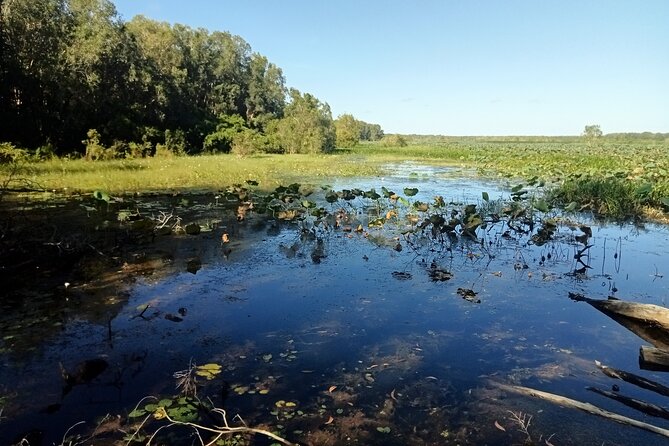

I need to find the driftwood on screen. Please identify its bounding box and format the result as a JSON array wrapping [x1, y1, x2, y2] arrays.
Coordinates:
[[640, 346, 669, 371], [569, 293, 669, 350], [587, 386, 669, 420], [595, 360, 669, 397], [494, 382, 669, 439]]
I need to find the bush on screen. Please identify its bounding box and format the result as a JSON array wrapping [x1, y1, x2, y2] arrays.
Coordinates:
[[203, 115, 246, 153], [154, 143, 175, 158], [164, 129, 187, 156], [231, 129, 270, 157], [35, 143, 56, 160], [381, 134, 408, 147], [83, 129, 106, 160], [0, 143, 28, 164]]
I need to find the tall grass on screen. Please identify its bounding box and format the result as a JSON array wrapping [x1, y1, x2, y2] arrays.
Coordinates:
[[19, 153, 381, 194], [9, 137, 669, 219]]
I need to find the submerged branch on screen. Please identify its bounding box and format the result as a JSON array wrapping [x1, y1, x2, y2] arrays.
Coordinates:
[[494, 382, 669, 439]]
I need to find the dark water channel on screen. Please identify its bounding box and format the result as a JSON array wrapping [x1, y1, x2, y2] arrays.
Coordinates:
[[2, 163, 669, 445]]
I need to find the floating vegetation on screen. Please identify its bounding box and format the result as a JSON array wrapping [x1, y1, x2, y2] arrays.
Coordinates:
[[3, 163, 669, 445]]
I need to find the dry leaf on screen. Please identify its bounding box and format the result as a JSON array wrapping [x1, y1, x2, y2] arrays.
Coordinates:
[[494, 420, 506, 432], [325, 416, 334, 425], [390, 389, 397, 401], [222, 233, 230, 243], [328, 385, 337, 393]]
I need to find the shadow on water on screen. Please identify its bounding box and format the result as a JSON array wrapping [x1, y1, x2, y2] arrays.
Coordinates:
[[1, 164, 669, 445]]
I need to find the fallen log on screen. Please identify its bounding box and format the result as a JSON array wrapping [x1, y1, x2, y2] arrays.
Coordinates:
[[595, 360, 669, 397], [587, 386, 669, 420], [494, 382, 669, 439], [640, 346, 669, 371], [569, 293, 669, 350]]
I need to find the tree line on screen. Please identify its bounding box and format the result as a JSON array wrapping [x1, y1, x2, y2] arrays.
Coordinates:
[[0, 0, 383, 158]]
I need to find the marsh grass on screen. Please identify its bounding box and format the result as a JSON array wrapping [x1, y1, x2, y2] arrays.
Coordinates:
[[353, 138, 669, 218], [11, 137, 669, 219], [18, 153, 381, 194]]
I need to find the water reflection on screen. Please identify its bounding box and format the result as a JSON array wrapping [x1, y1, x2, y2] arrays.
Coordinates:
[[1, 168, 669, 445]]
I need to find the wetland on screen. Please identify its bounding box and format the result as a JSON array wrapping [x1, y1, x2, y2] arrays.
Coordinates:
[[2, 161, 669, 445]]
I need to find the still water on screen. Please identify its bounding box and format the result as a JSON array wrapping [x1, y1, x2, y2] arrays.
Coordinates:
[[2, 163, 669, 445]]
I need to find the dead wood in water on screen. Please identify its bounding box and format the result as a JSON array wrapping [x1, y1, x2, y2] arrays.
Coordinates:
[[569, 293, 669, 350], [587, 386, 669, 420], [595, 360, 669, 397], [640, 346, 669, 371], [494, 382, 669, 439]]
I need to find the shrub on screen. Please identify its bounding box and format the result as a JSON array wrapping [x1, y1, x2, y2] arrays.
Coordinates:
[[231, 129, 270, 157], [381, 134, 408, 147], [83, 129, 106, 161], [164, 129, 187, 156], [0, 142, 28, 164]]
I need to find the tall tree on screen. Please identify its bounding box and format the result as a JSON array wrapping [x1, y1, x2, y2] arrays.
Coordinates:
[[271, 89, 335, 154], [245, 53, 286, 129], [0, 0, 69, 147], [62, 0, 142, 147]]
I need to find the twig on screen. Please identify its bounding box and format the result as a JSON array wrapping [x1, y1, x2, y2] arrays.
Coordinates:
[[143, 407, 297, 446]]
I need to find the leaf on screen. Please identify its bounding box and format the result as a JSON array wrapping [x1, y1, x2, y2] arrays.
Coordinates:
[[564, 201, 578, 212], [494, 420, 506, 432], [511, 184, 524, 193], [262, 354, 273, 363], [325, 190, 339, 203], [660, 197, 669, 207], [533, 199, 550, 213], [328, 385, 337, 393], [403, 187, 419, 197], [259, 389, 270, 395], [635, 182, 653, 197], [117, 210, 132, 222], [92, 190, 110, 202], [482, 191, 489, 202], [198, 363, 222, 371], [234, 386, 249, 395], [128, 408, 147, 418], [325, 416, 334, 425], [376, 426, 391, 434], [195, 363, 222, 380]]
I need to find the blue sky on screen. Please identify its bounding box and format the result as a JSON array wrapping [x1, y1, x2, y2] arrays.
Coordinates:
[[112, 0, 669, 135]]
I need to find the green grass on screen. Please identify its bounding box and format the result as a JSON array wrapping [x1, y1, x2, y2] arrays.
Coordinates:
[[7, 137, 669, 219], [18, 153, 381, 194]]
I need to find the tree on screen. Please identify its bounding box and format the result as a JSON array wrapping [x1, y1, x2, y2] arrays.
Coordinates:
[[245, 53, 286, 129], [334, 114, 361, 148], [203, 114, 247, 153], [270, 89, 335, 154], [359, 122, 384, 141], [0, 0, 70, 148], [582, 124, 603, 144]]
